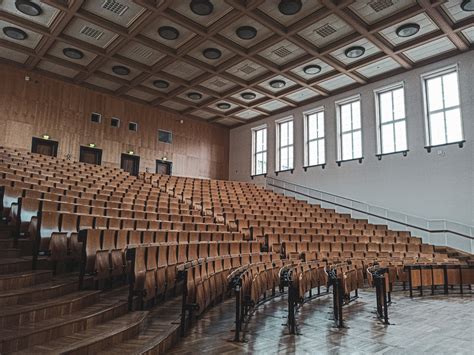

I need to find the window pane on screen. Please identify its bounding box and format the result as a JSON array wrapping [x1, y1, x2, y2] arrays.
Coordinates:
[[317, 113, 324, 138], [394, 120, 407, 151], [445, 108, 463, 143], [427, 77, 443, 112], [342, 133, 352, 160], [308, 140, 318, 166], [318, 139, 325, 164], [382, 123, 395, 154], [380, 92, 393, 123], [280, 122, 288, 146], [352, 102, 361, 130], [443, 72, 460, 109], [393, 88, 405, 120], [353, 130, 362, 158], [307, 114, 317, 140], [429, 112, 446, 145], [288, 146, 294, 169], [341, 104, 352, 132], [288, 121, 293, 144], [280, 147, 288, 170]]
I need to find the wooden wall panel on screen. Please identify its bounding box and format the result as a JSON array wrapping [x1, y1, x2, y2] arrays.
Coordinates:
[[0, 64, 229, 180]]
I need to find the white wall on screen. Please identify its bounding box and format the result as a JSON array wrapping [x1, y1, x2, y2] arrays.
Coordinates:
[[229, 51, 474, 227]]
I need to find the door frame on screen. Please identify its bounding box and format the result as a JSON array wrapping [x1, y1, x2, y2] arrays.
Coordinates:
[[121, 153, 140, 176], [31, 137, 59, 157], [79, 146, 103, 165], [156, 159, 172, 175]]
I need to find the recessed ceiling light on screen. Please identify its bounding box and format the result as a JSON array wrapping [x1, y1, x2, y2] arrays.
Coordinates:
[[190, 0, 214, 16], [278, 0, 302, 15], [2, 27, 27, 40], [396, 23, 420, 38], [236, 26, 257, 40], [187, 92, 202, 100], [345, 46, 365, 59], [112, 65, 130, 76], [153, 80, 169, 89], [158, 26, 179, 40], [217, 102, 231, 110], [203, 47, 222, 59], [241, 92, 256, 100], [461, 0, 474, 11], [15, 0, 42, 16], [303, 64, 322, 75], [270, 79, 286, 89], [63, 48, 84, 60]]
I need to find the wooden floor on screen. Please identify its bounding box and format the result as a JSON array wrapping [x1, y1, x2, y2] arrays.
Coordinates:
[[169, 290, 473, 354]]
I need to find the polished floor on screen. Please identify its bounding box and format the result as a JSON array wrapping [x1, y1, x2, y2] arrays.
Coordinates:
[[169, 289, 474, 354]]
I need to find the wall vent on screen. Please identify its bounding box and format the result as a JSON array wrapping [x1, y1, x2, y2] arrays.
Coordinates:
[[314, 23, 337, 38], [272, 46, 292, 58], [369, 0, 394, 12], [128, 122, 138, 132], [102, 0, 129, 16], [130, 45, 153, 59], [80, 26, 104, 40], [239, 64, 256, 75]]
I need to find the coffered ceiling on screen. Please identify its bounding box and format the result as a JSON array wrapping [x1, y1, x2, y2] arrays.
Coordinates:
[[0, 0, 472, 127]]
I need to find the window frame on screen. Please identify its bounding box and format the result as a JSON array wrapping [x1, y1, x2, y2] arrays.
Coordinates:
[[421, 64, 464, 149], [374, 81, 408, 156], [275, 116, 294, 172], [158, 129, 173, 144], [251, 124, 267, 176], [335, 95, 363, 163], [303, 107, 326, 168], [128, 122, 138, 132]]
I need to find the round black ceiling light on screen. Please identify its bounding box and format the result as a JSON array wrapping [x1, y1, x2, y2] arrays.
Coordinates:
[[217, 102, 231, 110], [15, 0, 42, 16], [190, 0, 214, 16], [345, 46, 365, 58], [461, 0, 474, 11], [269, 79, 286, 89], [63, 48, 84, 60], [112, 65, 130, 76], [3, 26, 28, 40], [203, 47, 222, 59], [236, 26, 257, 40], [241, 92, 256, 100], [153, 80, 169, 89], [187, 92, 202, 100], [278, 0, 302, 15], [158, 26, 179, 40], [303, 64, 322, 75], [396, 23, 420, 38]]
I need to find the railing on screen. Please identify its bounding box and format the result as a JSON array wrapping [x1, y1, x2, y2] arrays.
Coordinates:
[[265, 177, 474, 254]]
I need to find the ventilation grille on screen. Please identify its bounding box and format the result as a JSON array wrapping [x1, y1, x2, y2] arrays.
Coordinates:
[[272, 46, 292, 58], [211, 79, 227, 88], [80, 26, 104, 40], [314, 24, 337, 38], [102, 0, 129, 16], [369, 0, 394, 12], [130, 46, 153, 59], [239, 64, 256, 75]]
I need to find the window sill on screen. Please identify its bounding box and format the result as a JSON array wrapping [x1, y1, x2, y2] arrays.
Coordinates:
[[275, 169, 294, 176], [336, 157, 363, 167], [303, 163, 326, 171], [250, 173, 267, 180], [425, 140, 465, 153], [376, 150, 409, 160]]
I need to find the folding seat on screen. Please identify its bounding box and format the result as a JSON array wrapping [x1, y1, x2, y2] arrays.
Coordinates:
[[135, 219, 148, 231], [406, 243, 420, 254], [367, 243, 379, 253], [94, 216, 108, 229], [42, 200, 59, 212], [132, 247, 147, 298], [83, 229, 102, 274], [198, 243, 209, 259], [167, 231, 178, 243], [380, 243, 393, 253], [155, 231, 166, 243], [393, 243, 407, 253], [177, 244, 188, 264], [148, 220, 159, 230], [166, 244, 178, 289], [60, 213, 79, 257], [122, 219, 135, 230]]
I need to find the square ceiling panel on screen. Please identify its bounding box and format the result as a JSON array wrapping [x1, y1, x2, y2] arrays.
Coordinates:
[[192, 110, 218, 120], [403, 37, 456, 62], [319, 74, 356, 91], [290, 59, 334, 80], [85, 75, 122, 91], [199, 76, 236, 93], [48, 41, 97, 66], [216, 117, 241, 126], [0, 20, 42, 49], [441, 0, 474, 23], [0, 47, 29, 64], [257, 99, 288, 112], [186, 40, 234, 67], [461, 26, 474, 43], [0, 0, 60, 27], [219, 15, 273, 49], [330, 38, 382, 65], [160, 100, 189, 112], [141, 18, 196, 50], [257, 40, 306, 66], [235, 109, 261, 120], [297, 14, 353, 49], [349, 0, 417, 25], [167, 1, 233, 27], [231, 89, 266, 103], [177, 90, 210, 104], [285, 88, 320, 102], [63, 18, 119, 49], [257, 0, 323, 27], [126, 88, 157, 102], [258, 75, 297, 93], [141, 76, 179, 93], [37, 60, 80, 78], [356, 57, 401, 78], [117, 41, 164, 66], [162, 60, 204, 81], [81, 0, 146, 28], [98, 60, 141, 81], [378, 13, 439, 46], [210, 100, 239, 112], [225, 59, 269, 81]]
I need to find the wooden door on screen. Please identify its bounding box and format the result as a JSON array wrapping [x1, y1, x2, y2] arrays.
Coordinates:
[[121, 154, 140, 176], [156, 160, 172, 175], [31, 137, 58, 157], [79, 146, 102, 165]]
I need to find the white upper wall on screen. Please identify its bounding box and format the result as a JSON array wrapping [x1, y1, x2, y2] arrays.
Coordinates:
[[229, 51, 474, 226]]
